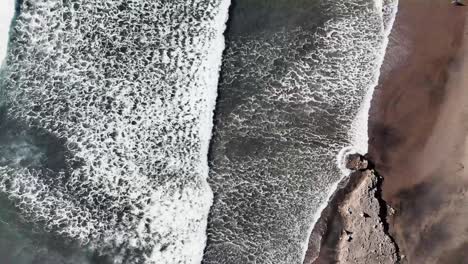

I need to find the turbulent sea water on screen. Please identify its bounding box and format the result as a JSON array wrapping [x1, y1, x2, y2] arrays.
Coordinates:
[[0, 1, 229, 263], [0, 0, 397, 263]]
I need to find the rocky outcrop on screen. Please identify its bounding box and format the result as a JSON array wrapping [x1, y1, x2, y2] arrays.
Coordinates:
[[335, 169, 399, 264], [345, 153, 369, 171], [304, 155, 400, 264]]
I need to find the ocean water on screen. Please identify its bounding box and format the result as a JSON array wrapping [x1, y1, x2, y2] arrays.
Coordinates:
[[0, 0, 398, 264], [0, 0, 229, 263], [204, 0, 398, 263]]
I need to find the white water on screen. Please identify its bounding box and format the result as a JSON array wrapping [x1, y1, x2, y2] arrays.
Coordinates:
[[0, 1, 230, 263], [0, 0, 15, 65], [348, 0, 399, 155], [340, 0, 399, 169]]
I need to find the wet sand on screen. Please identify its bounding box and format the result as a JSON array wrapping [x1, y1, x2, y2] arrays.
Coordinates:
[[368, 0, 468, 263]]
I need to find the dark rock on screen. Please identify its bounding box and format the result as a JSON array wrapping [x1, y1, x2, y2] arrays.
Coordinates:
[[304, 170, 400, 264], [345, 154, 369, 171]]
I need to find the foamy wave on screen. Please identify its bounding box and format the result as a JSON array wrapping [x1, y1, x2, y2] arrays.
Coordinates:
[[336, 146, 361, 174], [348, 0, 399, 155], [0, 0, 15, 66], [0, 1, 229, 263]]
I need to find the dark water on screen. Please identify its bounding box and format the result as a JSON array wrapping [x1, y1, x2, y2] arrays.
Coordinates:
[[0, 108, 109, 263], [0, 197, 106, 264]]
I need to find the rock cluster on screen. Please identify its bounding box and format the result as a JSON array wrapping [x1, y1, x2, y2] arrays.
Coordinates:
[[345, 153, 369, 171], [304, 154, 401, 264], [336, 169, 399, 263]]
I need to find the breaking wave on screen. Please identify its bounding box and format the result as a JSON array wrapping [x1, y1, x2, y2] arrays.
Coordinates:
[[0, 1, 229, 263], [348, 0, 399, 155], [0, 0, 15, 65]]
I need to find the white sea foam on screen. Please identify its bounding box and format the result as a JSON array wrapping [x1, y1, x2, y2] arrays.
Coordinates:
[[336, 146, 361, 174], [0, 0, 15, 66], [348, 0, 399, 155], [0, 1, 230, 263]]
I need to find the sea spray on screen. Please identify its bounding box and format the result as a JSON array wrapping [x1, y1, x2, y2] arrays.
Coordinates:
[[0, 0, 15, 66], [0, 1, 230, 263], [204, 0, 400, 263]]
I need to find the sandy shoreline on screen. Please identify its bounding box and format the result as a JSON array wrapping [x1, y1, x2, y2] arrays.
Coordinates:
[[368, 0, 466, 199], [369, 1, 468, 263], [305, 1, 468, 263]]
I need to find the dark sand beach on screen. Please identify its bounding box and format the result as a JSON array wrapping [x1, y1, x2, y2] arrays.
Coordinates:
[[368, 0, 466, 199], [306, 1, 468, 263], [368, 1, 468, 263]]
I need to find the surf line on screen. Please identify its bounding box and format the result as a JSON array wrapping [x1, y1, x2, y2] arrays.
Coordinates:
[[300, 0, 399, 262], [0, 0, 16, 66]]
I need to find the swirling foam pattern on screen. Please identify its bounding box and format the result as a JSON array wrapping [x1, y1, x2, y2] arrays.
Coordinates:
[[204, 0, 397, 263], [0, 0, 229, 263]]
